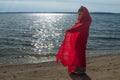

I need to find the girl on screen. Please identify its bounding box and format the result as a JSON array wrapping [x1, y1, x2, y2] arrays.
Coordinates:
[[56, 6, 92, 80]]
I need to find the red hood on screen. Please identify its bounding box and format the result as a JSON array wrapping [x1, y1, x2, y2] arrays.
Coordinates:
[[79, 6, 92, 24]]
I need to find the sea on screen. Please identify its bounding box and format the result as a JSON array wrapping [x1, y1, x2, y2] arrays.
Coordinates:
[[0, 12, 120, 66]]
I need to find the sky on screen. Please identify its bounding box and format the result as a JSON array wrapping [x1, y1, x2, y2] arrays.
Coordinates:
[[0, 0, 120, 13]]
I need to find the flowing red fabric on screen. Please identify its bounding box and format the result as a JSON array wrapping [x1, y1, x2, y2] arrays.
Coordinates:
[[56, 6, 92, 73]]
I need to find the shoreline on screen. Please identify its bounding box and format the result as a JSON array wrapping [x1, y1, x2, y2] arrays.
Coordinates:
[[0, 53, 119, 67], [0, 53, 120, 80]]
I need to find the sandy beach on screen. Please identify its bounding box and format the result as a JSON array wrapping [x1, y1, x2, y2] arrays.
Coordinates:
[[0, 53, 120, 80]]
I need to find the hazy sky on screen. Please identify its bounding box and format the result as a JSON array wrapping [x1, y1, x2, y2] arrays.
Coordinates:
[[0, 0, 120, 13]]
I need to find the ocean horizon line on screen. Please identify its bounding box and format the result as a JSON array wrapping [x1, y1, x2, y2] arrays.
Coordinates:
[[0, 12, 120, 14]]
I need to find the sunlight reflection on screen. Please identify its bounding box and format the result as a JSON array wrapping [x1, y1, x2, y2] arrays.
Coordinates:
[[29, 13, 64, 54]]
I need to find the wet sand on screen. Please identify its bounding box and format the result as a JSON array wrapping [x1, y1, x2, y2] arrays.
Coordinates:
[[0, 54, 120, 80]]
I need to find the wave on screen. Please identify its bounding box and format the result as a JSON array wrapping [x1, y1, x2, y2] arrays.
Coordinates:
[[90, 36, 120, 40]]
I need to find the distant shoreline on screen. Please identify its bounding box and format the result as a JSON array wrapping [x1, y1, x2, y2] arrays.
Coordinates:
[[0, 12, 120, 15]]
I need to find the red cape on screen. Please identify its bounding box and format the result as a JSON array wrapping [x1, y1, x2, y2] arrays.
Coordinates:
[[56, 6, 92, 73]]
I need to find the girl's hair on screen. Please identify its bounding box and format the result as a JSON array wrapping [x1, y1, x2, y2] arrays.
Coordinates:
[[78, 6, 83, 13]]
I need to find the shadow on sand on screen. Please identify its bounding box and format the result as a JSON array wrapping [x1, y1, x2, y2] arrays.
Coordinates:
[[69, 73, 91, 80]]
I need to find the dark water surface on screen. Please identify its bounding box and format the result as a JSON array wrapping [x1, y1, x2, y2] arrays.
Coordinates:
[[0, 13, 120, 65]]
